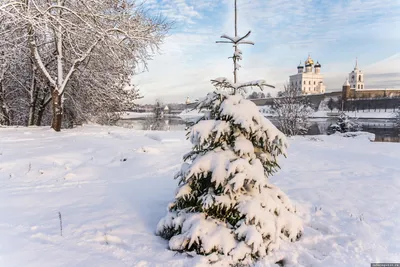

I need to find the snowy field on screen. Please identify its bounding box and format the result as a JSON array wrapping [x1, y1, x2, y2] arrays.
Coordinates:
[[0, 125, 399, 267]]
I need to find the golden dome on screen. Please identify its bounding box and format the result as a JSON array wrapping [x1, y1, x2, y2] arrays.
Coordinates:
[[305, 55, 314, 66]]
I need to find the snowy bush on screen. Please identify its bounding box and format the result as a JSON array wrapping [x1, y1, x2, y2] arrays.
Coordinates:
[[328, 112, 362, 135], [156, 88, 303, 264], [0, 1, 169, 130]]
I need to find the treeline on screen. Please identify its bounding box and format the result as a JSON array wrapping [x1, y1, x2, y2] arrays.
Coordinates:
[[0, 0, 169, 131]]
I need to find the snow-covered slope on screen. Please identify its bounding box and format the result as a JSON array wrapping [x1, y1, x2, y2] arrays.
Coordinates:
[[0, 125, 399, 266]]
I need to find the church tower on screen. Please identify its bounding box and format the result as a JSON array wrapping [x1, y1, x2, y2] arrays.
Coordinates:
[[304, 54, 313, 73], [297, 61, 304, 73], [349, 58, 364, 90], [314, 61, 321, 74]]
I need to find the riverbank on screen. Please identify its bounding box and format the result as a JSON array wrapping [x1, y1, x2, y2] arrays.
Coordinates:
[[311, 110, 396, 119], [177, 108, 397, 120]]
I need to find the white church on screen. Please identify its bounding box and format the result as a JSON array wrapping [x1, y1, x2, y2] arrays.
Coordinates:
[[288, 56, 400, 98], [289, 55, 326, 95]]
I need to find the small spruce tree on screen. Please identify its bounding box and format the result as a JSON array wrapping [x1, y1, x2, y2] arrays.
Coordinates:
[[328, 112, 361, 134], [156, 1, 303, 265]]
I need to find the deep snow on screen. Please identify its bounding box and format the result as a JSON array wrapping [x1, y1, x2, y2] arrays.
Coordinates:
[[0, 125, 399, 266]]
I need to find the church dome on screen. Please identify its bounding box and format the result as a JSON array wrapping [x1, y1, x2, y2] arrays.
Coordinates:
[[305, 55, 314, 66], [314, 61, 321, 68], [297, 61, 304, 69]]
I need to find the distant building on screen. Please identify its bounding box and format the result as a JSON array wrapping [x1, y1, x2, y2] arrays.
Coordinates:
[[348, 58, 364, 90], [289, 54, 326, 95], [342, 59, 400, 100]]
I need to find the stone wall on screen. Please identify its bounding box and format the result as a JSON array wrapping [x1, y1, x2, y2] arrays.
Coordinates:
[[351, 89, 400, 99]]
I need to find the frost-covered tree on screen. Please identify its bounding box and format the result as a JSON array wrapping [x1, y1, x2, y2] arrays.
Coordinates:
[[273, 85, 313, 136], [121, 85, 142, 112], [328, 112, 361, 134], [1, 0, 169, 131], [156, 1, 302, 264]]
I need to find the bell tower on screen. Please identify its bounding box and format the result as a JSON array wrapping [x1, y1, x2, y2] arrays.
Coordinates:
[[349, 58, 364, 90]]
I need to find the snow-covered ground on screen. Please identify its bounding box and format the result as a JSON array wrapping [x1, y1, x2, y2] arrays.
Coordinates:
[[0, 125, 399, 266]]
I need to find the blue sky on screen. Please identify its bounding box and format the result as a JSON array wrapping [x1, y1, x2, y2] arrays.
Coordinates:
[[135, 0, 400, 103]]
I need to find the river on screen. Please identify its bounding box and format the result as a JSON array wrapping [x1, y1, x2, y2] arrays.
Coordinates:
[[116, 116, 400, 143]]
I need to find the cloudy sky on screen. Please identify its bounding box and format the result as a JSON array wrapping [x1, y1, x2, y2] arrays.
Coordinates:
[[134, 0, 400, 104]]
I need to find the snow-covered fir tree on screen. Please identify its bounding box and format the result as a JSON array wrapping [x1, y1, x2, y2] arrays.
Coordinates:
[[156, 1, 303, 265], [328, 112, 361, 134]]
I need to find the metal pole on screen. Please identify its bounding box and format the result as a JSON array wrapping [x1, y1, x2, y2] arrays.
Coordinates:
[[233, 0, 238, 86]]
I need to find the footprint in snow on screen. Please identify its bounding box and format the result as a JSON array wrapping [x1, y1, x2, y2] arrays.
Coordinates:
[[136, 147, 160, 154]]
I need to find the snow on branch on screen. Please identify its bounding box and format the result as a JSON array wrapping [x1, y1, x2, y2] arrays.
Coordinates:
[[218, 31, 254, 46], [211, 77, 275, 93]]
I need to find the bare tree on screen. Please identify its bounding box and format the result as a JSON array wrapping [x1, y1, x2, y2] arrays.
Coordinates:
[[1, 0, 169, 131], [273, 85, 313, 136]]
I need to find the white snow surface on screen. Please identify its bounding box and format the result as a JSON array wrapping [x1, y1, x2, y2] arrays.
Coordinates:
[[0, 125, 400, 266]]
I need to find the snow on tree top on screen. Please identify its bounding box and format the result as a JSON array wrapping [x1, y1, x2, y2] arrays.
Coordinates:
[[219, 94, 287, 152], [192, 93, 287, 158]]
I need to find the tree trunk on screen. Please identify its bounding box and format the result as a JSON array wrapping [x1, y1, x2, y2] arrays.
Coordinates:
[[36, 105, 45, 126], [28, 75, 38, 126], [51, 90, 62, 131], [35, 88, 51, 126], [0, 82, 10, 126]]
